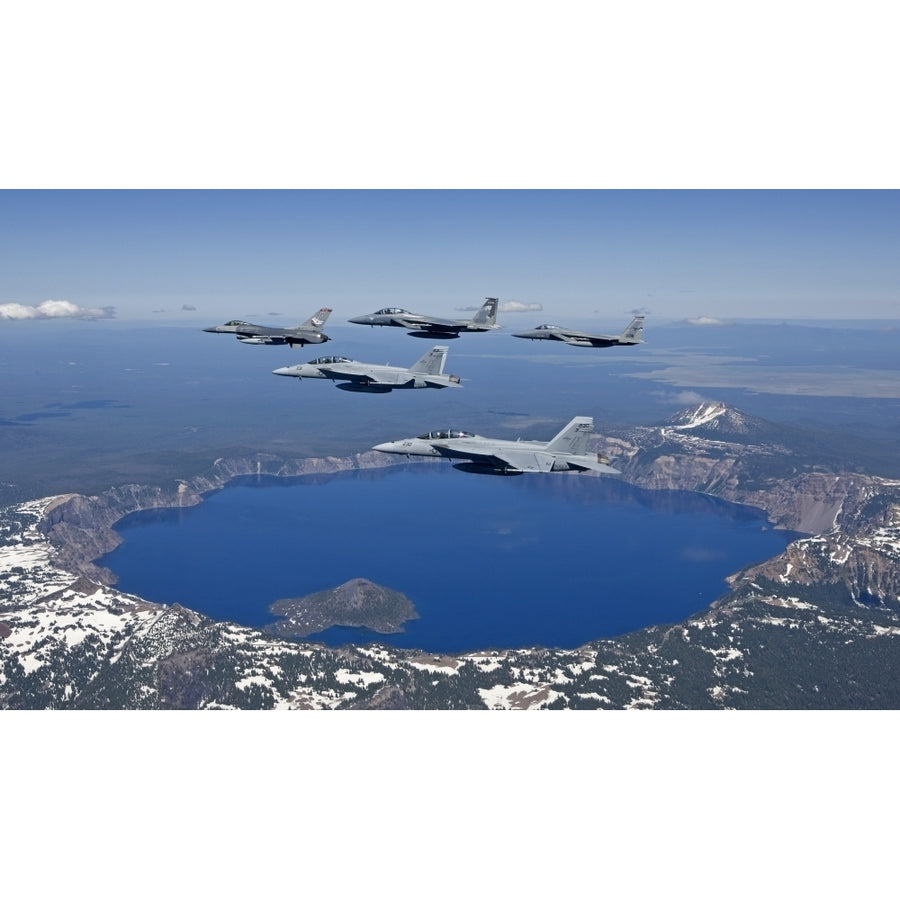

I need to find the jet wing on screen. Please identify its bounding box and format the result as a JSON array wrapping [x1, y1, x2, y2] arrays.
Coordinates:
[[490, 450, 556, 472], [565, 457, 622, 474], [318, 365, 418, 389], [434, 445, 555, 473], [237, 334, 288, 345], [387, 313, 434, 328], [549, 328, 616, 347], [422, 376, 462, 388], [403, 318, 462, 332], [558, 333, 599, 347], [317, 365, 374, 382], [231, 326, 266, 338], [483, 450, 620, 474], [434, 444, 619, 473]]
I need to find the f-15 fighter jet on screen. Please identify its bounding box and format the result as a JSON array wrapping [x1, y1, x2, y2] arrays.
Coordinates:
[[512, 315, 644, 348], [348, 297, 499, 338]]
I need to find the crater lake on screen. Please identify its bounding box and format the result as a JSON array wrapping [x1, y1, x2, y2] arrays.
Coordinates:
[[100, 463, 798, 653]]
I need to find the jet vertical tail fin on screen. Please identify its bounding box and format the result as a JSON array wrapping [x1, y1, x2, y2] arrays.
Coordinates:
[[410, 345, 449, 375], [621, 316, 644, 343], [298, 308, 333, 329], [470, 297, 499, 328], [545, 416, 594, 455]]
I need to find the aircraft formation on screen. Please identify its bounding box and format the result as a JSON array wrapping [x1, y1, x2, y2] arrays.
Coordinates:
[[203, 297, 646, 475]]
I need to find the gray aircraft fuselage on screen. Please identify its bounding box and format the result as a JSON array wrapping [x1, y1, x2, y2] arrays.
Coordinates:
[[373, 417, 621, 475], [512, 315, 644, 348], [272, 345, 461, 393], [203, 307, 332, 346], [348, 297, 500, 338]]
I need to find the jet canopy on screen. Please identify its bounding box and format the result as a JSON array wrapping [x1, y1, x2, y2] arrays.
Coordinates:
[[224, 320, 251, 327], [307, 356, 354, 365], [417, 429, 475, 440]]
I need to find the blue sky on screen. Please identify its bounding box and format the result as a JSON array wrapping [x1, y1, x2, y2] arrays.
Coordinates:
[[1, 190, 898, 323]]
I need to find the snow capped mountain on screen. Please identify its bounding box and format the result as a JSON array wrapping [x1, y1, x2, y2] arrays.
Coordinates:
[[663, 401, 787, 442]]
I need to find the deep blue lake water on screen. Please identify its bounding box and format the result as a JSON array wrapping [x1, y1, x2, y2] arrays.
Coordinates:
[[101, 465, 797, 652]]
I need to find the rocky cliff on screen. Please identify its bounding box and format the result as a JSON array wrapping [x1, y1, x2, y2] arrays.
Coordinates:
[[595, 402, 895, 536]]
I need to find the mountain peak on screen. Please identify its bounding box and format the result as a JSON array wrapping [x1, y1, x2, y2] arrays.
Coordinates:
[[667, 401, 731, 430], [664, 402, 779, 441]]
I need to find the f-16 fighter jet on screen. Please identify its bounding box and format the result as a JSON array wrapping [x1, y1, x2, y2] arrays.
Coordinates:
[[512, 315, 644, 348], [373, 416, 621, 475], [348, 297, 499, 338], [203, 308, 331, 347], [272, 345, 462, 393]]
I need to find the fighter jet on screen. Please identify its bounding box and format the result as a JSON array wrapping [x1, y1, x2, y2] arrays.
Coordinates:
[[373, 416, 621, 475], [272, 345, 462, 393], [512, 315, 645, 348], [203, 308, 332, 347], [347, 297, 500, 338]]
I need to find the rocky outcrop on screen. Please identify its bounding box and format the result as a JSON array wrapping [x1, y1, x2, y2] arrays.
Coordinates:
[[267, 578, 419, 638], [594, 403, 897, 536], [730, 515, 900, 605]]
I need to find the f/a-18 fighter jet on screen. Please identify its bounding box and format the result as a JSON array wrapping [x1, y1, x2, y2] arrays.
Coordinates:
[[373, 416, 621, 475], [347, 297, 499, 338], [512, 315, 644, 348], [272, 345, 462, 393], [203, 308, 332, 347]]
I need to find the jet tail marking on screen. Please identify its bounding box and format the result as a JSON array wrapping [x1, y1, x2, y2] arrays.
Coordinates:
[[620, 316, 644, 343], [470, 297, 499, 327], [409, 346, 449, 375], [299, 307, 333, 329], [544, 416, 594, 456]]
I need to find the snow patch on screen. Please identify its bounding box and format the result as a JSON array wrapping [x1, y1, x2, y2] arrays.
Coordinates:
[[334, 668, 385, 686], [478, 684, 561, 710], [671, 402, 727, 430]]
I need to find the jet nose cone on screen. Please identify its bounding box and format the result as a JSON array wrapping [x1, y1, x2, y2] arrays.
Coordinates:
[[372, 442, 396, 453], [202, 326, 219, 332], [347, 316, 369, 325], [272, 367, 297, 376]]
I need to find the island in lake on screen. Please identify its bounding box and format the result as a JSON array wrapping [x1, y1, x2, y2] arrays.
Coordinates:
[[266, 577, 419, 639]]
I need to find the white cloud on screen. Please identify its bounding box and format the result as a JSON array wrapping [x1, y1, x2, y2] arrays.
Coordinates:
[[671, 391, 708, 405], [684, 316, 731, 326], [499, 301, 543, 313], [653, 390, 709, 406], [0, 300, 115, 321]]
